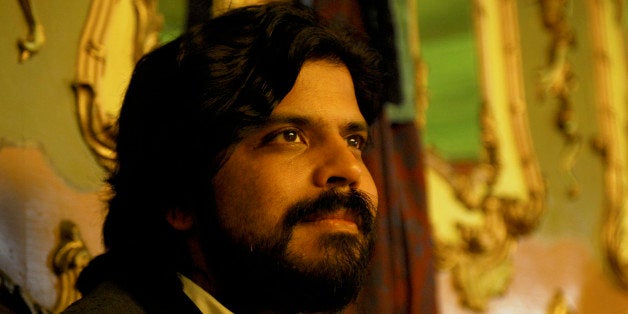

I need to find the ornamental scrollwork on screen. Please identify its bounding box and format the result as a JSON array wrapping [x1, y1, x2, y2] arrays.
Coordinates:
[[538, 0, 582, 199], [546, 289, 576, 314], [587, 0, 628, 289], [17, 0, 45, 62], [421, 0, 546, 310], [74, 0, 162, 172], [51, 220, 91, 313]]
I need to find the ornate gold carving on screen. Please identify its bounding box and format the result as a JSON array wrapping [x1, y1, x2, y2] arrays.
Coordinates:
[[432, 191, 518, 311], [51, 220, 92, 313], [614, 0, 624, 21], [17, 0, 45, 62], [424, 0, 546, 311], [74, 0, 162, 172], [407, 0, 428, 130], [588, 0, 628, 289], [538, 0, 582, 198], [546, 289, 576, 314]]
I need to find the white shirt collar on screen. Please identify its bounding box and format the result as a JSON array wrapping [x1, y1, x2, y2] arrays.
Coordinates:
[[179, 274, 233, 314]]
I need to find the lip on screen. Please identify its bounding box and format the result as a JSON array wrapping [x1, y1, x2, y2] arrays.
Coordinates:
[[302, 208, 355, 222], [300, 210, 360, 233]]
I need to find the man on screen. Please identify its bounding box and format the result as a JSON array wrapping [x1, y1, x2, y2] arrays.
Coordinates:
[[65, 2, 382, 313]]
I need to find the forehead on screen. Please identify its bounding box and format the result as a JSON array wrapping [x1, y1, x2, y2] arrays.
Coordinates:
[[271, 60, 366, 123]]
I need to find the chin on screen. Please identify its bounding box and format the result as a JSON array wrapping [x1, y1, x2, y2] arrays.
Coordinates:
[[289, 229, 366, 260], [215, 232, 374, 313], [273, 233, 374, 311]]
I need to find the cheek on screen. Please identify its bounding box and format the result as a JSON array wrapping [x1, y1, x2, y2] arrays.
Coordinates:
[[212, 160, 293, 240]]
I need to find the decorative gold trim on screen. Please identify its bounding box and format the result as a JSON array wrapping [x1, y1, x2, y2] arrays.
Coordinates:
[[17, 0, 45, 62], [538, 0, 582, 199], [588, 0, 628, 289], [501, 0, 546, 234], [408, 0, 428, 130], [51, 220, 91, 313], [614, 0, 624, 21], [74, 0, 162, 172], [133, 0, 162, 61], [546, 289, 576, 314], [423, 0, 546, 310]]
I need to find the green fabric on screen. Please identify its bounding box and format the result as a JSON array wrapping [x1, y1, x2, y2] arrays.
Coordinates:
[[385, 0, 417, 123]]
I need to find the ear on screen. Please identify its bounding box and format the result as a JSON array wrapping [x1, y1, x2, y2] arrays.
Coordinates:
[[166, 208, 194, 231]]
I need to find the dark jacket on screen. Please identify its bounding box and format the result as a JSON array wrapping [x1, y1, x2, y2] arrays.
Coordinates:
[[63, 280, 201, 314], [63, 253, 202, 314]]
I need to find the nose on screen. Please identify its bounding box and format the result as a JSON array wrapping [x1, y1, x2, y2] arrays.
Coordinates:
[[312, 140, 364, 189]]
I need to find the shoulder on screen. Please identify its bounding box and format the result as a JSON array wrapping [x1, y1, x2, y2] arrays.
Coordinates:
[[62, 281, 145, 314]]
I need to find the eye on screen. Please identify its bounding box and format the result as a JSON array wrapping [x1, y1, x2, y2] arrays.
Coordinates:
[[346, 134, 367, 151], [263, 128, 305, 145], [279, 129, 302, 143]]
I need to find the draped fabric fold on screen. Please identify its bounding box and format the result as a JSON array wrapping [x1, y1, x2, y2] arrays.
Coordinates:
[[311, 1, 438, 312], [355, 114, 437, 314]]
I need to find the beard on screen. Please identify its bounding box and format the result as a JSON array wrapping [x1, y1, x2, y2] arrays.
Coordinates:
[[199, 189, 377, 313]]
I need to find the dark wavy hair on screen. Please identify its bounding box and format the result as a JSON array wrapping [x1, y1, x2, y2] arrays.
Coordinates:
[[78, 2, 382, 308]]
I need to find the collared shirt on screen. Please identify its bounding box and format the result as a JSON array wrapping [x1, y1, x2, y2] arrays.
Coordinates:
[[179, 274, 233, 314]]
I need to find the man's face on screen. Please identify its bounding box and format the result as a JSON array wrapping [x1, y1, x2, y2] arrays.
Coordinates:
[[209, 59, 378, 312]]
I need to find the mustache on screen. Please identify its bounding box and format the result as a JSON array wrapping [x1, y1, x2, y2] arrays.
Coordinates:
[[283, 189, 377, 234]]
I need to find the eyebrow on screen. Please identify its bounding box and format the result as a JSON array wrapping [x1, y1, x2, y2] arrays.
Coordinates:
[[264, 114, 369, 134], [344, 121, 369, 134], [263, 115, 312, 128]]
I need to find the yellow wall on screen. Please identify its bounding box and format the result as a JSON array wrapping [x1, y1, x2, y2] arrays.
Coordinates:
[[0, 0, 104, 190]]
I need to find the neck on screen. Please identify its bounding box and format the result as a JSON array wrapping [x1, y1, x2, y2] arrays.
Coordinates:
[[182, 235, 218, 296]]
